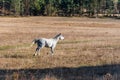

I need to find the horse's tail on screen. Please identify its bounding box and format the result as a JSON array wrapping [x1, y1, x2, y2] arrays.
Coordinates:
[[30, 39, 36, 47]]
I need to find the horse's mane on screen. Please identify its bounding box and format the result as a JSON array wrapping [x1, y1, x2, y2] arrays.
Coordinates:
[[53, 33, 61, 39]]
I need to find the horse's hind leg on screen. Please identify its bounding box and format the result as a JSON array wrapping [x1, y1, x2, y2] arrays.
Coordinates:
[[34, 47, 41, 56]]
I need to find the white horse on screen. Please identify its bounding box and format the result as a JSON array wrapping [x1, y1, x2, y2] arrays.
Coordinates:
[[31, 33, 64, 56]]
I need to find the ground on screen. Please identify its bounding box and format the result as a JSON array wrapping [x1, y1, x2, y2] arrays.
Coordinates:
[[0, 17, 120, 80]]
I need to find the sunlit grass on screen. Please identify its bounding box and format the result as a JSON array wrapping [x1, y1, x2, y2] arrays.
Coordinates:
[[0, 17, 120, 79], [0, 45, 12, 50]]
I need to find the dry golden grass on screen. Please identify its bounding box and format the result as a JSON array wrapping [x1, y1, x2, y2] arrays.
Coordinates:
[[0, 17, 120, 80], [0, 17, 120, 69]]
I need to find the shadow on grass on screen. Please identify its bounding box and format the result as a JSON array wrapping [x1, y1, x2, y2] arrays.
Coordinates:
[[0, 64, 120, 80], [3, 54, 27, 59]]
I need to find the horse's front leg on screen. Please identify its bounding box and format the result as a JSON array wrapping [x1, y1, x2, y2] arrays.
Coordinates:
[[50, 47, 54, 55]]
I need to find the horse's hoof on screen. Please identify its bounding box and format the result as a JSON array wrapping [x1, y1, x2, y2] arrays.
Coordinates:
[[33, 54, 36, 56], [38, 54, 40, 56]]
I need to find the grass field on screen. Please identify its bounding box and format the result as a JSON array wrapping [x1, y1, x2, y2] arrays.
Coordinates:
[[0, 17, 120, 80]]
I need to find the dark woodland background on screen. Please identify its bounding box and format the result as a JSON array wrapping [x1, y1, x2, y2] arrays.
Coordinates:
[[0, 0, 120, 18]]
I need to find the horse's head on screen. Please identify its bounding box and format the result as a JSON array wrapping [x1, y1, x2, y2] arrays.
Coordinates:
[[58, 33, 64, 40], [54, 33, 64, 40]]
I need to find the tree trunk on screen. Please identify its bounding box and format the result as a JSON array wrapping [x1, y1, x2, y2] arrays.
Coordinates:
[[113, 0, 119, 17]]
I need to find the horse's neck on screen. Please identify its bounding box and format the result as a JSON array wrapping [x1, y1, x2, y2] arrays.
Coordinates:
[[53, 37, 59, 42]]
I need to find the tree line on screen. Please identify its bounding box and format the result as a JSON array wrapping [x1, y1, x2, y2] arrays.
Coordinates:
[[0, 0, 120, 17]]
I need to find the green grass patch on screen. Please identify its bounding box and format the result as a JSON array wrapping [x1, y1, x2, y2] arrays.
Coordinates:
[[58, 39, 110, 44], [0, 45, 13, 50], [58, 40, 91, 44], [0, 43, 30, 51]]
